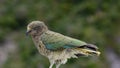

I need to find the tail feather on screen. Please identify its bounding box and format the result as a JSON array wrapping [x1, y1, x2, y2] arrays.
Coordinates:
[[79, 44, 98, 51], [74, 53, 87, 57], [68, 44, 100, 58]]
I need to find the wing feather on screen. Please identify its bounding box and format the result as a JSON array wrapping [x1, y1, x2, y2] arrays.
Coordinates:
[[41, 31, 87, 50]]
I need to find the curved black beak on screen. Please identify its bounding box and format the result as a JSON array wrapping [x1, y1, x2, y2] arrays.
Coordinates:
[[26, 30, 31, 36]]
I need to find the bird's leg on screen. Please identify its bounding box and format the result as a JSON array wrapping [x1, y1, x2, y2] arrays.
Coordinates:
[[49, 61, 54, 68], [56, 63, 61, 68]]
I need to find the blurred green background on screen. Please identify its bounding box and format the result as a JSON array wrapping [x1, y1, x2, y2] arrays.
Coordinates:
[[0, 0, 120, 68]]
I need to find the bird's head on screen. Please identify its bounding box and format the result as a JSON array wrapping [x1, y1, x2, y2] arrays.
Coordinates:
[[26, 21, 48, 36]]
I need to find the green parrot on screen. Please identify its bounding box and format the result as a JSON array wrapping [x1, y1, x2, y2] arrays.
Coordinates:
[[26, 21, 100, 68]]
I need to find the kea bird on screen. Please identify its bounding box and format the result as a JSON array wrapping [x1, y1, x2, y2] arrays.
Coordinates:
[[26, 21, 100, 68]]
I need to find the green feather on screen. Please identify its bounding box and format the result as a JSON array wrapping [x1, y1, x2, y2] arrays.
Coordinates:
[[41, 30, 87, 50]]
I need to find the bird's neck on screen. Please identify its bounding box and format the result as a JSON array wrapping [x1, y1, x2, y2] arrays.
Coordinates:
[[31, 35, 40, 44], [31, 34, 50, 56]]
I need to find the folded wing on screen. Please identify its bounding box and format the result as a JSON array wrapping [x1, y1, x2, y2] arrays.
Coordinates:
[[41, 31, 87, 50]]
